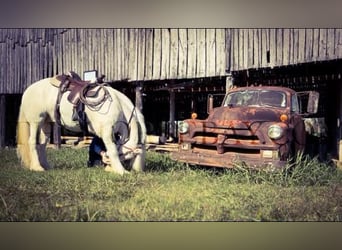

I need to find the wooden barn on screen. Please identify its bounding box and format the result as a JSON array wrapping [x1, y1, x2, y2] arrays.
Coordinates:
[[1, 28, 342, 159]]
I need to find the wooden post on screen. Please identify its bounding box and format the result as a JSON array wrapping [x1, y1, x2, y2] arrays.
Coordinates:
[[135, 82, 143, 112], [0, 95, 5, 148], [169, 90, 175, 140], [225, 73, 233, 93], [53, 123, 61, 149]]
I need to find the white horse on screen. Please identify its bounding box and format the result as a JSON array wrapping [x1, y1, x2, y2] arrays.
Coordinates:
[[16, 74, 146, 175]]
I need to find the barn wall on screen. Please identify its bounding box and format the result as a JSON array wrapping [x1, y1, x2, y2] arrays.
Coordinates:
[[2, 28, 342, 94], [230, 28, 342, 71], [0, 28, 228, 94]]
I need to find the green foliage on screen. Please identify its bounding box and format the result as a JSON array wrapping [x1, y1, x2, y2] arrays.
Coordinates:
[[0, 148, 341, 221]]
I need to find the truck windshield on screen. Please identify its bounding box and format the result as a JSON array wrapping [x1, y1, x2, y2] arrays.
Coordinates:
[[223, 90, 286, 108]]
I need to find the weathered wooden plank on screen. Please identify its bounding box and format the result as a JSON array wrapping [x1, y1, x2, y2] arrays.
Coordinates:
[[269, 28, 276, 67], [319, 28, 327, 60], [6, 41, 11, 92], [242, 29, 249, 69], [13, 43, 18, 92], [33, 40, 40, 82], [247, 29, 253, 69], [336, 29, 342, 58], [101, 29, 106, 76], [260, 29, 268, 67], [215, 28, 226, 75], [51, 30, 57, 76], [90, 29, 96, 72], [312, 28, 320, 61], [64, 29, 70, 72], [0, 43, 5, 93], [113, 28, 120, 80], [79, 29, 86, 73], [178, 28, 187, 78], [169, 29, 179, 79], [283, 28, 290, 66], [276, 28, 283, 66], [298, 29, 305, 63], [287, 28, 293, 65], [237, 29, 244, 70], [93, 29, 100, 74], [232, 29, 239, 71], [225, 29, 231, 73], [305, 29, 313, 62], [196, 29, 206, 77], [136, 29, 146, 81], [293, 29, 299, 64], [160, 28, 170, 80], [79, 29, 85, 77], [206, 29, 216, 77], [152, 28, 161, 80], [20, 46, 25, 90], [187, 29, 196, 78], [41, 43, 47, 78], [97, 29, 103, 74], [70, 29, 76, 74], [123, 29, 130, 79], [145, 28, 154, 80], [252, 29, 259, 68], [103, 29, 108, 79], [109, 28, 115, 80], [86, 29, 92, 71], [327, 28, 336, 60], [128, 29, 138, 81]]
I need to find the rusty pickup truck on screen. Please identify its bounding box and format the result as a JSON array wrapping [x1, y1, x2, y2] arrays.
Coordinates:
[[171, 85, 319, 168]]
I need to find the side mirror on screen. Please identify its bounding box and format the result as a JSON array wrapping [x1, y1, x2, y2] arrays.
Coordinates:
[[297, 91, 320, 115], [307, 91, 319, 114]]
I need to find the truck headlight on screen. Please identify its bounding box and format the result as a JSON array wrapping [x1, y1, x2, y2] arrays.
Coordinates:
[[178, 121, 189, 134], [267, 125, 283, 140]]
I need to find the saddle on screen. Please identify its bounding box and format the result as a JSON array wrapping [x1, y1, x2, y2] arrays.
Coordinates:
[[51, 72, 110, 132]]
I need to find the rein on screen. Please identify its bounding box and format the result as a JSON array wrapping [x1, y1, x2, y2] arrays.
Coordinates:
[[79, 82, 111, 111]]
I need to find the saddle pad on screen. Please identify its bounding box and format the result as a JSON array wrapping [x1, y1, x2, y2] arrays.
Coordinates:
[[49, 75, 64, 88]]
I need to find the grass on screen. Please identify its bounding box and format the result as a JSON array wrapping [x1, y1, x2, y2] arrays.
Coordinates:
[[0, 147, 342, 221]]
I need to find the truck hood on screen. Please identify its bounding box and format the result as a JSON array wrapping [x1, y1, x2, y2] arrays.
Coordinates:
[[208, 106, 285, 124]]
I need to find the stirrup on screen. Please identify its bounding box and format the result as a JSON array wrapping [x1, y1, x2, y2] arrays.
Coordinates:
[[71, 108, 78, 121]]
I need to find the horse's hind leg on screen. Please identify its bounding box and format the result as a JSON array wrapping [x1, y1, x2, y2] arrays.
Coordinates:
[[28, 122, 45, 171], [37, 122, 52, 170]]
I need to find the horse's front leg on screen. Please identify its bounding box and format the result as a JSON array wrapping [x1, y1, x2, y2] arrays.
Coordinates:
[[101, 129, 128, 175]]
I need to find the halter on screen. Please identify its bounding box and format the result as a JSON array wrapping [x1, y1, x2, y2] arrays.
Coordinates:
[[114, 105, 145, 159]]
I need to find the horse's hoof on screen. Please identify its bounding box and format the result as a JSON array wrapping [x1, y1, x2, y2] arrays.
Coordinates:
[[29, 166, 45, 171], [104, 165, 129, 175]]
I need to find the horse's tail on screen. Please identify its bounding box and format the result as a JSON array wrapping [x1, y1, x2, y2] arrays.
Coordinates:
[[16, 107, 31, 168]]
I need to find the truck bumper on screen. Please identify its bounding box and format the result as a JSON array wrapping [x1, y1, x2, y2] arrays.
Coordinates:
[[170, 149, 287, 169]]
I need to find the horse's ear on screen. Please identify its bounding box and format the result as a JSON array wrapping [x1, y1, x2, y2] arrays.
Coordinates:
[[50, 75, 64, 87]]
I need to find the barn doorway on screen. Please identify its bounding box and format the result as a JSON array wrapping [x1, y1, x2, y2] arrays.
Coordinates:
[[4, 94, 22, 146]]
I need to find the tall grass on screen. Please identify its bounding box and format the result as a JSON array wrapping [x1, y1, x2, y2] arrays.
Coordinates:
[[0, 147, 341, 221]]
